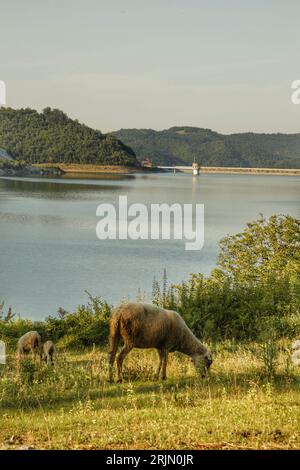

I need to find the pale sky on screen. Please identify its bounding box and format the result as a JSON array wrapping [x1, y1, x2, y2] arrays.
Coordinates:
[[1, 0, 300, 133]]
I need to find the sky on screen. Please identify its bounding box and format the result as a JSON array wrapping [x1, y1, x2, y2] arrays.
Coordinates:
[[0, 0, 300, 134]]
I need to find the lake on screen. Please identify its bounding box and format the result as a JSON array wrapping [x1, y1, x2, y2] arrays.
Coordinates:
[[0, 172, 299, 319]]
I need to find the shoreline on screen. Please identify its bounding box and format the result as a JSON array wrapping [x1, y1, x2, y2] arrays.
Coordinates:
[[33, 163, 139, 174], [0, 163, 297, 177], [199, 166, 300, 176]]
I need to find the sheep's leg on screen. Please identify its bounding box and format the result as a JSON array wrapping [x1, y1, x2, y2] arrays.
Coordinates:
[[33, 348, 41, 363], [31, 347, 37, 362], [108, 344, 119, 383], [155, 349, 164, 380], [117, 345, 133, 383], [108, 328, 121, 383], [161, 351, 168, 380], [16, 352, 23, 377]]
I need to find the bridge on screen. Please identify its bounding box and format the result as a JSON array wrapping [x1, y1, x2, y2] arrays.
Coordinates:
[[157, 162, 200, 175]]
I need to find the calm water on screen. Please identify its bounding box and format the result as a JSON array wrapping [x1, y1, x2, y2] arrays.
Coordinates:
[[0, 173, 299, 319]]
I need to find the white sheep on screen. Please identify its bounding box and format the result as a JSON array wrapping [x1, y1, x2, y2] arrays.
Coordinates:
[[108, 302, 212, 382], [17, 331, 42, 364], [43, 340, 56, 365], [291, 340, 300, 366]]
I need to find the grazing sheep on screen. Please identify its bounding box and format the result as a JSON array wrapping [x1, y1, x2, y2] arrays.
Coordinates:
[[17, 331, 42, 363], [108, 302, 212, 382], [43, 340, 56, 365]]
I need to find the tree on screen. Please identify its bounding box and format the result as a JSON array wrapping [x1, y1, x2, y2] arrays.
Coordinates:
[[217, 214, 300, 285]]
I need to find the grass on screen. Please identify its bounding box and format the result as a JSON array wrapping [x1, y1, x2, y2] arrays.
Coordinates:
[[0, 343, 300, 450]]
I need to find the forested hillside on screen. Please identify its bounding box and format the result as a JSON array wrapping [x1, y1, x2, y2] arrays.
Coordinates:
[[2, 109, 299, 169], [113, 127, 300, 168], [0, 107, 138, 166]]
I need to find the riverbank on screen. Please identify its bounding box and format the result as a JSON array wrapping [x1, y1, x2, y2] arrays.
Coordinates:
[[33, 163, 140, 174], [0, 166, 40, 177], [11, 163, 300, 177], [200, 166, 300, 176]]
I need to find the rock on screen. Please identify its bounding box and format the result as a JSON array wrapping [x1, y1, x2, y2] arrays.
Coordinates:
[[0, 165, 40, 177], [0, 148, 12, 160]]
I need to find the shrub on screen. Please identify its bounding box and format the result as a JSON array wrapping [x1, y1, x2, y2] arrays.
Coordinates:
[[154, 215, 300, 342]]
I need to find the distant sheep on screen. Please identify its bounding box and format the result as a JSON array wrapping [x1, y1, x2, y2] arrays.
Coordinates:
[[43, 340, 56, 365], [17, 331, 42, 362], [108, 302, 212, 382], [291, 340, 300, 366]]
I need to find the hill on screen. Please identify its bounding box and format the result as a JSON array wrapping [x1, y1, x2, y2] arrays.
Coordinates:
[[112, 127, 300, 168], [0, 108, 138, 167]]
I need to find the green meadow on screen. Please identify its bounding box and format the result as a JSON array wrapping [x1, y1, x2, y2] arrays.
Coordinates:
[[0, 342, 300, 450]]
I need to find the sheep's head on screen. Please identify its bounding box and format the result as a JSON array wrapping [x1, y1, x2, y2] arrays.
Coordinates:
[[192, 351, 212, 377], [203, 352, 213, 370]]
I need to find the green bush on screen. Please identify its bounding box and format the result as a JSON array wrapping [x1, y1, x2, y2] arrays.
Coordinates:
[[0, 293, 111, 349], [155, 215, 300, 341], [44, 293, 111, 347]]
